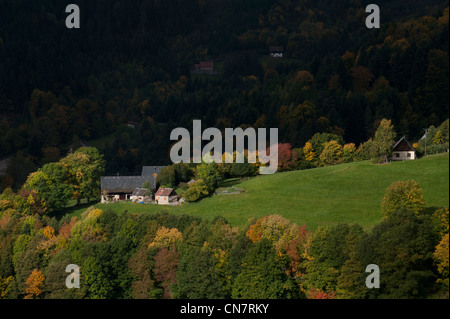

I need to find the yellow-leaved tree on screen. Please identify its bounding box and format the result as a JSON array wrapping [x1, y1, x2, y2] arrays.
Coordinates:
[[303, 142, 316, 162], [434, 233, 449, 287], [148, 226, 183, 249], [433, 208, 449, 288], [381, 180, 425, 217]]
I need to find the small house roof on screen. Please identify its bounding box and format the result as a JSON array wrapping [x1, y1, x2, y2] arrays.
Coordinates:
[[393, 136, 416, 152], [155, 187, 176, 197], [199, 61, 213, 67], [269, 46, 284, 52], [194, 61, 214, 69], [132, 188, 149, 196], [101, 176, 156, 193]]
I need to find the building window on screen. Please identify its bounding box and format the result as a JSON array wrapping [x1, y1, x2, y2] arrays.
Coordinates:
[[407, 153, 411, 158], [395, 153, 400, 158]]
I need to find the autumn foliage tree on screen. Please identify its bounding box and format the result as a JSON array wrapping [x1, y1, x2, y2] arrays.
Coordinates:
[[319, 140, 343, 166], [434, 233, 449, 288], [148, 227, 183, 249], [24, 269, 45, 299], [284, 225, 311, 280], [246, 214, 298, 252], [308, 133, 344, 158], [153, 247, 180, 298], [342, 143, 357, 163], [183, 179, 209, 202], [373, 119, 396, 163], [0, 276, 13, 299], [307, 287, 336, 299], [128, 246, 156, 299], [24, 162, 73, 213], [60, 147, 105, 205], [303, 142, 316, 162], [433, 208, 449, 289], [276, 143, 299, 171], [381, 180, 425, 217]]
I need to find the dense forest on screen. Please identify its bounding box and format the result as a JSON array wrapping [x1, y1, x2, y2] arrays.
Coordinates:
[[0, 0, 449, 189], [0, 202, 448, 299]]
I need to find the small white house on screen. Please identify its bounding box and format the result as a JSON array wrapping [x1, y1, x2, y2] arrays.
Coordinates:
[[269, 46, 284, 58], [155, 187, 178, 205], [391, 136, 417, 161]]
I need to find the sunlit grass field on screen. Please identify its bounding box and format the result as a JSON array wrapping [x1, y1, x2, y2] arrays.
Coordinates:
[[63, 153, 449, 231]]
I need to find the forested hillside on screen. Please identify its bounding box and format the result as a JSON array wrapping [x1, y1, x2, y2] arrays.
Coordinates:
[[0, 204, 448, 299], [0, 0, 448, 190]]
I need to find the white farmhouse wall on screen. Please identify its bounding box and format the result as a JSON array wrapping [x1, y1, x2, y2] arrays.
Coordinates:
[[101, 194, 120, 203], [391, 151, 416, 161], [155, 195, 169, 205]]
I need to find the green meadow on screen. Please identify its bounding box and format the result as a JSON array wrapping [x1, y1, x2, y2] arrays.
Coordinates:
[[64, 153, 449, 231]]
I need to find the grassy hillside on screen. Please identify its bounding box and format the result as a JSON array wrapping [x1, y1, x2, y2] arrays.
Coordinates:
[[65, 153, 449, 231]]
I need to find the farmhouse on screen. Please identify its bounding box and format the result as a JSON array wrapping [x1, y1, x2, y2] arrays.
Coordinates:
[[155, 187, 178, 205], [193, 61, 214, 73], [100, 176, 156, 203], [100, 165, 165, 203], [391, 136, 417, 161], [269, 46, 284, 58]]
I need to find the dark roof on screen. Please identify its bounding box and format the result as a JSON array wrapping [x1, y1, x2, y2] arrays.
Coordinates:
[[132, 188, 149, 196], [194, 61, 214, 69], [101, 176, 156, 193], [393, 136, 416, 152], [269, 46, 284, 52], [141, 166, 165, 177], [155, 187, 176, 197]]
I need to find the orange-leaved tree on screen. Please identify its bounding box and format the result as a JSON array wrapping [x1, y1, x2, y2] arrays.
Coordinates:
[[25, 269, 45, 299]]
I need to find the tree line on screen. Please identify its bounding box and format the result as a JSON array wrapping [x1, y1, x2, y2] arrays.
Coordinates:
[[157, 117, 448, 202], [0, 147, 106, 215], [1, 116, 447, 208]]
